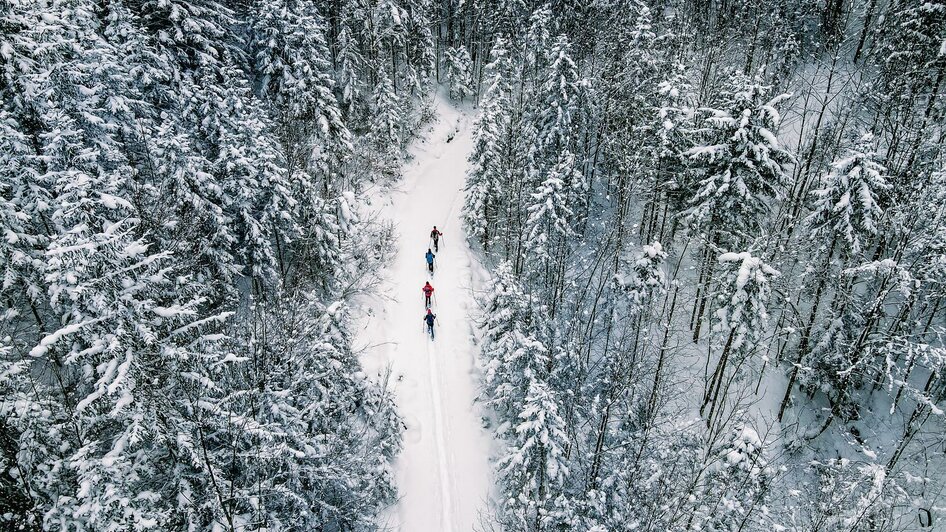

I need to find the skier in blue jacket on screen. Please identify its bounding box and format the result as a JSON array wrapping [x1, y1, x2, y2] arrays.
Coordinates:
[[425, 249, 435, 273]]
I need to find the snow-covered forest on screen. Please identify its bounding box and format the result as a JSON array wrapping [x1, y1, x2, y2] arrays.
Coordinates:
[[463, 0, 946, 530], [0, 0, 425, 528], [1, 0, 944, 530]]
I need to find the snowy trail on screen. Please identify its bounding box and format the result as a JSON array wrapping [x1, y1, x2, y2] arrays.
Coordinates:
[[359, 95, 494, 532]]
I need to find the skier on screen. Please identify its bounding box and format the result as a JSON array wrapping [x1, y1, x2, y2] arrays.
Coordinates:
[[423, 309, 437, 338], [430, 226, 443, 251], [425, 248, 435, 273], [422, 281, 435, 308]]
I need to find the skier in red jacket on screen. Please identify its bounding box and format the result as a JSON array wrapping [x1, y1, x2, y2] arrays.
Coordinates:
[[423, 282, 435, 308]]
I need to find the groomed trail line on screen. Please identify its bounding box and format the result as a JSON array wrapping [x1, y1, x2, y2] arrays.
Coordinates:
[[357, 93, 495, 532]]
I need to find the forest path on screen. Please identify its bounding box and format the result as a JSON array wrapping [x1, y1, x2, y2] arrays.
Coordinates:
[[358, 93, 495, 531]]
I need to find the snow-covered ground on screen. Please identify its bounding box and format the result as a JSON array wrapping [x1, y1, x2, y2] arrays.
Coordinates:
[[357, 95, 495, 531]]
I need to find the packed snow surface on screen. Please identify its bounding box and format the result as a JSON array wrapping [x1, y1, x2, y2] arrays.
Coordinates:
[[358, 95, 495, 531]]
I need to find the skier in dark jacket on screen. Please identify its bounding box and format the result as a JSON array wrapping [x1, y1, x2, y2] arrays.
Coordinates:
[[423, 282, 435, 307], [423, 309, 437, 338], [430, 226, 443, 251], [425, 249, 435, 273]]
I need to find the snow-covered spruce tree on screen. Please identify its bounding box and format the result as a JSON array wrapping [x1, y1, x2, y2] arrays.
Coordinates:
[[134, 0, 235, 70], [400, 0, 436, 95], [369, 0, 408, 83], [533, 33, 584, 156], [685, 72, 790, 341], [199, 296, 401, 530], [138, 117, 244, 302], [445, 45, 474, 102], [478, 264, 575, 528], [523, 4, 553, 77], [191, 68, 297, 289], [648, 65, 694, 242], [0, 110, 47, 316], [524, 150, 579, 312], [480, 263, 548, 419], [16, 140, 223, 528], [366, 72, 403, 179], [701, 252, 778, 426], [89, 1, 248, 303], [248, 0, 353, 190], [877, 0, 946, 98], [596, 0, 671, 248], [530, 35, 590, 225], [497, 376, 571, 531], [0, 0, 401, 528], [335, 24, 366, 116], [335, 0, 434, 119], [683, 72, 791, 248], [121, 0, 299, 291], [777, 134, 890, 420], [465, 37, 514, 249], [807, 133, 890, 258]]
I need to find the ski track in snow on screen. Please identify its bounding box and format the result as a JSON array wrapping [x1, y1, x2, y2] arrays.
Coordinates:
[[359, 94, 494, 532]]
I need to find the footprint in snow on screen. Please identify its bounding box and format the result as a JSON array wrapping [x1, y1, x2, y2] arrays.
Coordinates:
[[402, 414, 423, 443], [397, 376, 419, 401]]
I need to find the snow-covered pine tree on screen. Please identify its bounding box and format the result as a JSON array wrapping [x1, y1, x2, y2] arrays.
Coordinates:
[[497, 376, 570, 530], [807, 133, 890, 258], [465, 37, 514, 249], [524, 150, 579, 305], [366, 71, 403, 179], [685, 71, 790, 342], [190, 67, 297, 289], [292, 191, 344, 291], [702, 252, 778, 425], [200, 295, 401, 530], [683, 72, 791, 248], [249, 0, 353, 191], [480, 263, 548, 418], [445, 45, 475, 102], [688, 425, 773, 531]]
